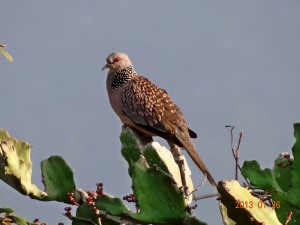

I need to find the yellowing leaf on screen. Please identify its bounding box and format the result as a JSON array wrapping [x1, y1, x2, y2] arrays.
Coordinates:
[[0, 48, 13, 62]]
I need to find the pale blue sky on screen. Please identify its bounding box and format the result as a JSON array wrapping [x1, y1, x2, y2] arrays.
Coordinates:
[[1, 1, 300, 224]]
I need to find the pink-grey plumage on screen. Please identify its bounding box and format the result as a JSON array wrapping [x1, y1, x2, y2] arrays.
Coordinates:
[[102, 52, 217, 187]]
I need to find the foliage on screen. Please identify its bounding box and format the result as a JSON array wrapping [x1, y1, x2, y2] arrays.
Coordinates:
[[0, 207, 36, 225], [0, 127, 205, 225], [241, 123, 300, 224], [1, 123, 299, 224], [0, 44, 13, 62]]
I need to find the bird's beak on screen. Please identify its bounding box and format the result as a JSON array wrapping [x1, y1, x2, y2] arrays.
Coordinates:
[[102, 64, 109, 71]]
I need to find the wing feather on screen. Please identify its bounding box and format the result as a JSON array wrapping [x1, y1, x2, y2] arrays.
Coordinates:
[[121, 76, 196, 141]]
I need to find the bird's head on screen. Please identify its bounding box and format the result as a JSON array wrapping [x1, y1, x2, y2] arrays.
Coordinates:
[[102, 52, 132, 72]]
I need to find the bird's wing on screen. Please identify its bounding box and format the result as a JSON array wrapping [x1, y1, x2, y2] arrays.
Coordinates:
[[121, 76, 192, 141]]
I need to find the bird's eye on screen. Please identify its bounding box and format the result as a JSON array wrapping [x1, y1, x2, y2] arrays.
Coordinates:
[[113, 57, 120, 63]]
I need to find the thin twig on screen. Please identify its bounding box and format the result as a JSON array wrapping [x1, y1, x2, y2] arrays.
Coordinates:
[[225, 125, 249, 185], [193, 193, 219, 201], [225, 125, 235, 158], [225, 125, 238, 179], [192, 174, 219, 201], [189, 173, 207, 196], [235, 131, 243, 180]]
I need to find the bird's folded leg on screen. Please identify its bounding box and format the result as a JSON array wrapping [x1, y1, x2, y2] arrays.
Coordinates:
[[168, 141, 189, 199]]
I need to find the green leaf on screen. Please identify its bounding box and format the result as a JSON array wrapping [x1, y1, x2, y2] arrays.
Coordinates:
[[143, 143, 194, 204], [0, 128, 47, 199], [41, 155, 76, 202], [96, 195, 131, 217], [120, 126, 149, 171], [273, 152, 293, 192], [95, 157, 190, 224], [7, 215, 27, 225], [241, 160, 285, 196], [0, 207, 15, 215], [273, 123, 300, 224], [73, 203, 100, 225], [0, 48, 13, 62], [286, 123, 300, 206], [130, 157, 187, 224]]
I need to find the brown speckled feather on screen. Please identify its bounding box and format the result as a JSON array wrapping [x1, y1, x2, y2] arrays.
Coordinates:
[[121, 75, 188, 146]]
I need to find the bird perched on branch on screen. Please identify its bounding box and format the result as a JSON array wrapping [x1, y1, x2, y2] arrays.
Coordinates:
[[102, 52, 217, 188]]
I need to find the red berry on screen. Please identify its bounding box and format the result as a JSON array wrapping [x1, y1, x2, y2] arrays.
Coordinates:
[[64, 207, 72, 212]]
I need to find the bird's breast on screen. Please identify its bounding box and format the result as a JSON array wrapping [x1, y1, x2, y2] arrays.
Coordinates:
[[106, 73, 154, 136]]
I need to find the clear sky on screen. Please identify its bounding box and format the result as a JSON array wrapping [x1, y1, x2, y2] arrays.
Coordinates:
[[1, 1, 300, 224]]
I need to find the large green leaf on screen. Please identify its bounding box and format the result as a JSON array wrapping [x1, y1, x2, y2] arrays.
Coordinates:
[[41, 155, 76, 202], [0, 128, 46, 199], [130, 157, 187, 224]]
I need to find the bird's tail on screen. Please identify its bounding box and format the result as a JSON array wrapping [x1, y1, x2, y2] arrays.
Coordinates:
[[177, 135, 217, 188]]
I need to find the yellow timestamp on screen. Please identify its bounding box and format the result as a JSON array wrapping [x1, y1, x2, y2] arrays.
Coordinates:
[[235, 200, 280, 209]]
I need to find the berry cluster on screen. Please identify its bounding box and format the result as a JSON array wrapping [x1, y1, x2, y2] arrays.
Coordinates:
[[96, 182, 104, 195], [63, 206, 73, 220], [32, 218, 47, 225], [63, 182, 106, 223], [67, 193, 79, 206], [123, 193, 136, 203]]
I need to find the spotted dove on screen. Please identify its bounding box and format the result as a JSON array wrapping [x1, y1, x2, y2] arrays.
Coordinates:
[[102, 52, 217, 188]]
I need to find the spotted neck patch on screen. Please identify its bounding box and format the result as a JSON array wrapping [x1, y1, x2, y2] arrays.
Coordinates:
[[111, 65, 136, 89]]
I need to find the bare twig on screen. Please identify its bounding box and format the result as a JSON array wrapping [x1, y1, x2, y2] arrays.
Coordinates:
[[192, 174, 219, 202], [235, 131, 243, 180], [189, 173, 207, 196], [225, 125, 238, 179], [225, 125, 248, 184], [193, 193, 219, 201], [225, 125, 235, 158]]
